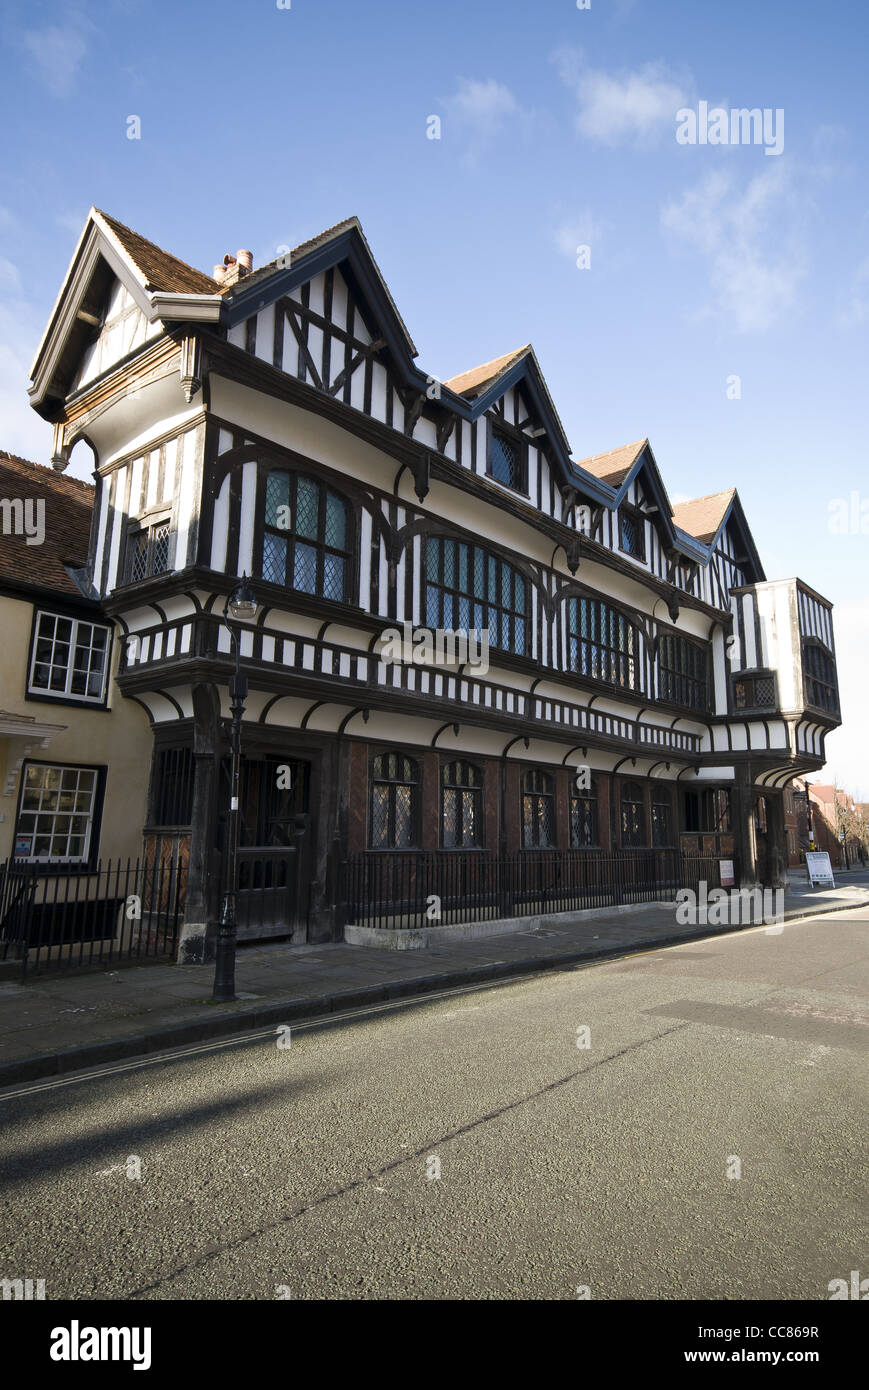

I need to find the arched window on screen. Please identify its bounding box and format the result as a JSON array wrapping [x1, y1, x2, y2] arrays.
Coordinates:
[[621, 779, 646, 848], [651, 786, 673, 847], [658, 634, 708, 710], [441, 760, 483, 848], [522, 769, 555, 848], [567, 598, 640, 690], [370, 753, 418, 850], [570, 775, 598, 848], [425, 537, 528, 657], [261, 470, 350, 602]]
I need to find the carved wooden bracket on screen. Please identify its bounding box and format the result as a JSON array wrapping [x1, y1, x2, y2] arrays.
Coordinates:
[[410, 451, 431, 503], [180, 336, 202, 403]]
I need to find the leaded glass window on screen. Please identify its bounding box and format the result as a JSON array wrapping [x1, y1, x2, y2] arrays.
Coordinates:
[[425, 537, 527, 656], [370, 752, 418, 850], [570, 778, 598, 848], [651, 790, 673, 847], [619, 506, 646, 560], [621, 779, 646, 848], [125, 519, 172, 583], [262, 470, 350, 603], [523, 768, 554, 848], [658, 634, 709, 710], [803, 643, 838, 714], [441, 760, 483, 848], [488, 428, 525, 491], [567, 598, 640, 690]]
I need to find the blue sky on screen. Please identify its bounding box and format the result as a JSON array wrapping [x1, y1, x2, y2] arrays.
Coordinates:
[[1, 0, 867, 791]]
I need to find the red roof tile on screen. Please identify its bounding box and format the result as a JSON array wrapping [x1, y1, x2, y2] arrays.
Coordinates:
[[671, 489, 736, 543], [96, 209, 220, 295], [0, 452, 94, 596], [573, 439, 648, 487]]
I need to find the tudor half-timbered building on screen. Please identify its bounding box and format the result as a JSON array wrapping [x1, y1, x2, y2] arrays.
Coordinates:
[[28, 210, 842, 959]]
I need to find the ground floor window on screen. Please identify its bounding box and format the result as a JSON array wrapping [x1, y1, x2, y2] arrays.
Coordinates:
[[651, 790, 673, 847], [523, 769, 555, 848], [441, 760, 483, 848], [621, 779, 646, 847], [13, 762, 103, 864], [570, 778, 598, 848], [370, 753, 418, 849]]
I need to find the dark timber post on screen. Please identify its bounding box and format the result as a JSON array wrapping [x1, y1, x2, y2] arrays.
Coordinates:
[[177, 682, 221, 964], [731, 766, 759, 888], [765, 791, 789, 890]]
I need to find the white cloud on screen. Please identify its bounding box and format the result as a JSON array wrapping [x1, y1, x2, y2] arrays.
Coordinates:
[[661, 165, 807, 331], [555, 212, 604, 259], [554, 47, 691, 147], [21, 24, 88, 97], [443, 78, 527, 163]]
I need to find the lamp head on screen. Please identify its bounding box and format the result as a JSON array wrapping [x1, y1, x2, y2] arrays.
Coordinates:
[[227, 573, 260, 623]]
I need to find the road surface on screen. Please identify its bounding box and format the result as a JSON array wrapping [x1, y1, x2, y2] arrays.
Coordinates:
[[1, 908, 866, 1300]]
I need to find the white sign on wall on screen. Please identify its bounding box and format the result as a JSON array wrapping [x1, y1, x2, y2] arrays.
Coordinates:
[[805, 851, 835, 887]]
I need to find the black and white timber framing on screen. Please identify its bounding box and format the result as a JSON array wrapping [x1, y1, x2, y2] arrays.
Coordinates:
[[28, 210, 842, 957]]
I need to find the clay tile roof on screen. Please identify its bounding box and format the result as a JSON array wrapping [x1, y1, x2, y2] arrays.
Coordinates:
[[671, 488, 736, 543], [231, 216, 362, 297], [0, 452, 94, 596], [96, 209, 220, 295], [573, 439, 647, 487], [444, 346, 530, 399]]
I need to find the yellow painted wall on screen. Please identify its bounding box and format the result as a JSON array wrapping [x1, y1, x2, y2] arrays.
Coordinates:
[[0, 592, 153, 864]]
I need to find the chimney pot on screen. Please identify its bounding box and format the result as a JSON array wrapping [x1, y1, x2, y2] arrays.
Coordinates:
[[213, 264, 227, 283], [237, 249, 253, 271]]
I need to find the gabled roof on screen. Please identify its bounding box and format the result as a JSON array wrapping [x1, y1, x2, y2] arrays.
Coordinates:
[[29, 207, 225, 414], [445, 346, 530, 399], [0, 452, 94, 597], [672, 489, 737, 544], [224, 215, 418, 358], [27, 210, 768, 583], [95, 209, 219, 295], [574, 439, 648, 487]]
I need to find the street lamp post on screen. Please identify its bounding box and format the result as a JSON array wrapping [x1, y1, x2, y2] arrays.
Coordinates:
[[212, 574, 260, 1002]]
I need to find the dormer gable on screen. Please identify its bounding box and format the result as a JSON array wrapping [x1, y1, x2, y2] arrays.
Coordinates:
[[29, 208, 222, 419]]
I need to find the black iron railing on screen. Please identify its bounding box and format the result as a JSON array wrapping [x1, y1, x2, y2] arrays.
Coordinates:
[[0, 857, 183, 978], [344, 849, 727, 930]]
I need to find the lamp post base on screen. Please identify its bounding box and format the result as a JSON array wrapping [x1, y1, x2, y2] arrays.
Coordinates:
[[211, 893, 238, 1001]]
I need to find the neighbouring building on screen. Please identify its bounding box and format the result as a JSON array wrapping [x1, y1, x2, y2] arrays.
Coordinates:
[[24, 209, 843, 960], [0, 451, 151, 868]]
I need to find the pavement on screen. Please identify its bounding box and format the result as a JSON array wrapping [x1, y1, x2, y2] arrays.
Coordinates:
[[1, 906, 867, 1302], [1, 871, 868, 1088]]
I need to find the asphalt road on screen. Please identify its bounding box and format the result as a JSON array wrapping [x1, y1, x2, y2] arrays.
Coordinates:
[[1, 908, 867, 1301]]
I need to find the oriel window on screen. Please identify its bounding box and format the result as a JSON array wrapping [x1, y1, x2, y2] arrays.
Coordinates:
[[568, 598, 640, 691], [425, 537, 528, 657], [261, 470, 350, 603]]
